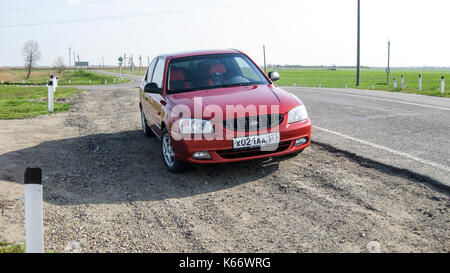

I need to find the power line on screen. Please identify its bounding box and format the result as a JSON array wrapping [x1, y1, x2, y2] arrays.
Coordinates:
[[0, 0, 287, 29], [0, 0, 123, 13]]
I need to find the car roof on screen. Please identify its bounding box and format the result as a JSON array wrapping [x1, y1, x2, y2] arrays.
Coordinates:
[[158, 49, 242, 59]]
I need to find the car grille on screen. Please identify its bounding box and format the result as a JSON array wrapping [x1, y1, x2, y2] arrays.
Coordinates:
[[217, 141, 292, 159], [222, 114, 283, 132]]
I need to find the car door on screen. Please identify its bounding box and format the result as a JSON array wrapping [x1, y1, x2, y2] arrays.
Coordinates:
[[141, 58, 158, 132], [144, 57, 166, 136]]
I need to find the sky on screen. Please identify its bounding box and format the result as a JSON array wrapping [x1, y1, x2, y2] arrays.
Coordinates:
[[1, 0, 449, 68]]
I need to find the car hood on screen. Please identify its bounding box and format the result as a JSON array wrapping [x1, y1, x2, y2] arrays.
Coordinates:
[[166, 84, 300, 118]]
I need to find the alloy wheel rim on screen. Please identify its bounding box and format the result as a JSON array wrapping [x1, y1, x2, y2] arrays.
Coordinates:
[[162, 133, 175, 167]]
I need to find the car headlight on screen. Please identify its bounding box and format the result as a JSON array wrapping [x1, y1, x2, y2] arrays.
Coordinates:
[[287, 105, 308, 123], [179, 119, 214, 134]]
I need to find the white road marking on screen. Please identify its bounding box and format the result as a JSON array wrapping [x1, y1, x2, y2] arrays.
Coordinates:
[[313, 125, 450, 173], [292, 88, 450, 111]]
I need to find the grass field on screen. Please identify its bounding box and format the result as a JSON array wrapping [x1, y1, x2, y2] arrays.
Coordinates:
[[94, 67, 450, 97], [0, 69, 129, 85], [103, 67, 147, 76], [0, 85, 81, 119], [272, 68, 450, 97]]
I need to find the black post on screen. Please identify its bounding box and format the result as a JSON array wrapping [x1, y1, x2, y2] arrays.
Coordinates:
[[356, 0, 360, 86], [24, 168, 42, 185]]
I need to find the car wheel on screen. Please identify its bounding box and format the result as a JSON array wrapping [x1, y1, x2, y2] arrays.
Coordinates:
[[161, 128, 186, 172], [141, 109, 154, 137]]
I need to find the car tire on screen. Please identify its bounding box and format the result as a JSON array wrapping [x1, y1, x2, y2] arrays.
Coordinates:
[[141, 109, 154, 137], [161, 128, 186, 173]]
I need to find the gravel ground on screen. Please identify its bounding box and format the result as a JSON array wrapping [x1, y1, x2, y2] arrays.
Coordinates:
[[0, 75, 448, 252]]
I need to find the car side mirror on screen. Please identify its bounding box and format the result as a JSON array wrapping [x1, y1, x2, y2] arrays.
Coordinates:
[[268, 71, 280, 82], [144, 82, 161, 93]]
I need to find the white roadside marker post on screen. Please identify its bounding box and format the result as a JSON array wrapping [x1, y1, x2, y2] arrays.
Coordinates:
[[24, 167, 44, 253], [319, 82, 321, 88], [401, 75, 405, 89], [114, 78, 116, 84], [418, 74, 422, 91], [104, 79, 107, 84], [68, 79, 71, 85], [372, 83, 375, 89], [393, 78, 397, 88], [293, 80, 296, 87], [345, 82, 348, 88], [48, 76, 54, 113], [89, 79, 91, 83], [441, 76, 445, 94]]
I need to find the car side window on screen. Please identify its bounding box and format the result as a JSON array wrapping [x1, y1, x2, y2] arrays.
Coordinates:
[[145, 58, 158, 82], [152, 58, 166, 89]]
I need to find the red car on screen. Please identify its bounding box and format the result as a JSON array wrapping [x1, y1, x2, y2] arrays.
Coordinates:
[[139, 49, 311, 172]]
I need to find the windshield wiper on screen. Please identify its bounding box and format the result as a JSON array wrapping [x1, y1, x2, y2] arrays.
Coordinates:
[[219, 82, 261, 88]]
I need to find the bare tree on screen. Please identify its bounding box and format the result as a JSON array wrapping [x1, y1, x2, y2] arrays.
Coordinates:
[[22, 40, 41, 79], [54, 56, 65, 75]]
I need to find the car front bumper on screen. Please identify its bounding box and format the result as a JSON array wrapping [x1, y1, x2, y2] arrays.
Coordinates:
[[171, 119, 312, 164]]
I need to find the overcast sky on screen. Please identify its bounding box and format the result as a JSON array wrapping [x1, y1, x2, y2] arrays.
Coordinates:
[[1, 0, 449, 67]]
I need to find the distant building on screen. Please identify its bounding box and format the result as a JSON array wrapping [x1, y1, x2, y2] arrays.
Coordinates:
[[75, 61, 89, 69]]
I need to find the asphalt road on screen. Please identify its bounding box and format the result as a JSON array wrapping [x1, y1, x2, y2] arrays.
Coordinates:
[[284, 86, 450, 188]]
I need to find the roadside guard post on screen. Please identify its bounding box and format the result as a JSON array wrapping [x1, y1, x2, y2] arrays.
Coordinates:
[[393, 78, 397, 88], [48, 76, 55, 112], [441, 76, 445, 94], [24, 167, 44, 253], [418, 74, 422, 91]]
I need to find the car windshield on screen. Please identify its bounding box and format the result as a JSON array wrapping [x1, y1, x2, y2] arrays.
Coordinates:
[[166, 53, 270, 94]]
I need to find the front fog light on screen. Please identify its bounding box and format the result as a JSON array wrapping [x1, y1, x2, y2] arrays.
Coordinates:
[[193, 151, 211, 159], [295, 137, 308, 146]]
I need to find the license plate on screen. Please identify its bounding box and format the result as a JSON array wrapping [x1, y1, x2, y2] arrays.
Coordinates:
[[233, 133, 280, 149]]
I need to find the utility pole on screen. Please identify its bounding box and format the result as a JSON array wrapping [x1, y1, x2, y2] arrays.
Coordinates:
[[263, 44, 267, 74], [356, 0, 360, 86], [386, 40, 390, 84], [102, 56, 105, 68], [69, 47, 71, 67], [73, 52, 76, 69]]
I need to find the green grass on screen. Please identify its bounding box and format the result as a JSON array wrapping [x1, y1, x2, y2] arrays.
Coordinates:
[[0, 85, 81, 119], [103, 68, 146, 76], [0, 69, 129, 85], [272, 68, 450, 97], [59, 70, 129, 85], [0, 242, 25, 253]]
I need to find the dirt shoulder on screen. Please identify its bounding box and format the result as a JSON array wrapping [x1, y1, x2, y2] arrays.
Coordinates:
[[0, 79, 448, 252]]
